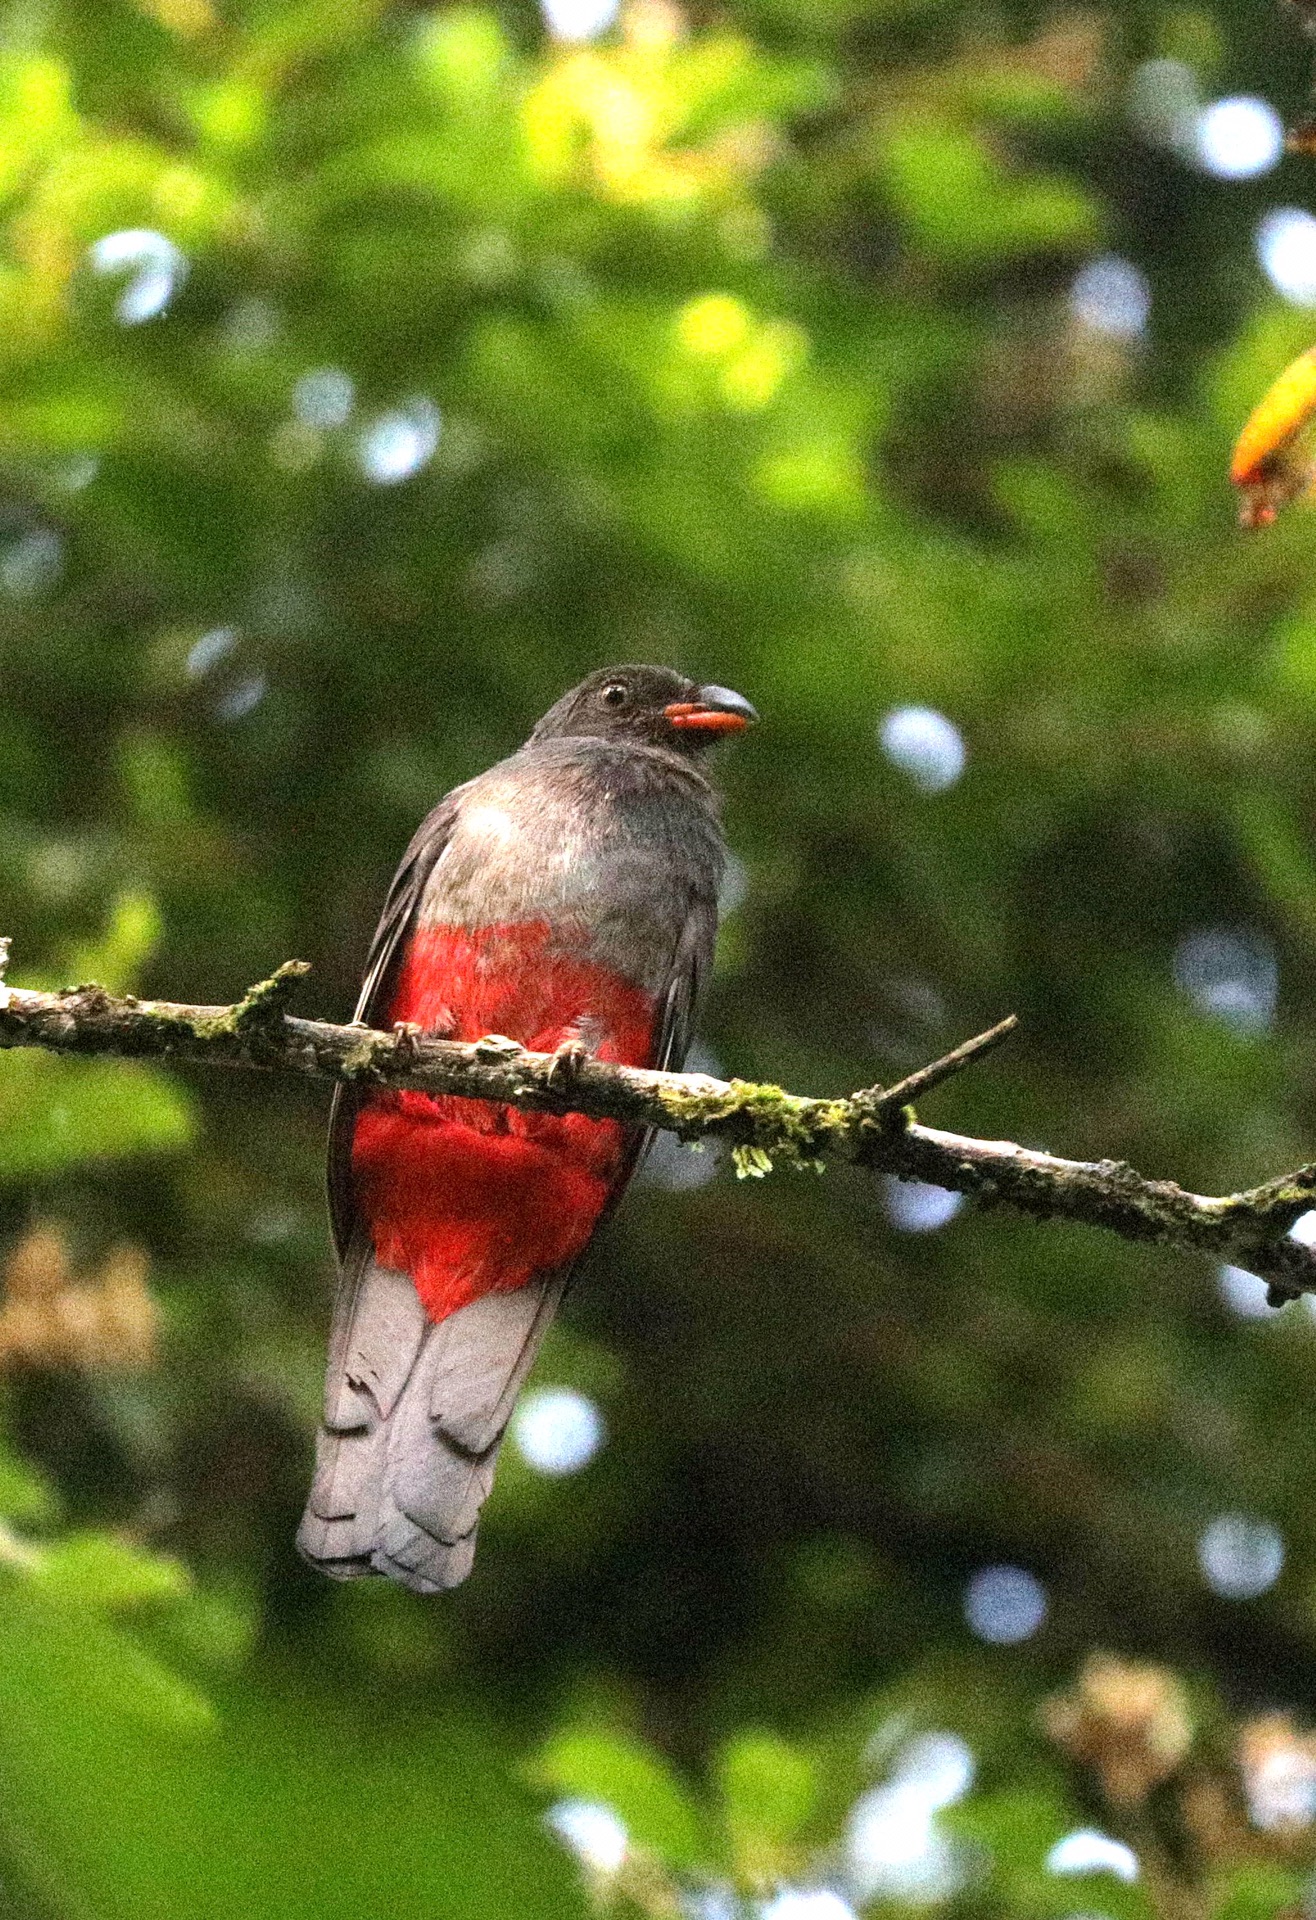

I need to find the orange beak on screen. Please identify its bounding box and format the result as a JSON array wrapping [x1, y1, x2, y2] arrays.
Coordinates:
[[664, 685, 758, 734]]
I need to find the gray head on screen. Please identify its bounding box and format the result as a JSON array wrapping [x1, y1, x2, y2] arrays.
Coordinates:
[[529, 665, 757, 755]]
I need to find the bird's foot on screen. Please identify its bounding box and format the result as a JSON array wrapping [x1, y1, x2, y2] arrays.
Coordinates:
[[546, 1017, 605, 1088], [391, 1021, 424, 1059], [392, 1006, 457, 1057], [546, 1038, 592, 1088]]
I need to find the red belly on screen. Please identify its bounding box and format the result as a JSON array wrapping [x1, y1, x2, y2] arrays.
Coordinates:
[[352, 922, 656, 1322]]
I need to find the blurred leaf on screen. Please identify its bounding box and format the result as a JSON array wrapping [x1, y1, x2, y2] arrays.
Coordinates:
[[0, 1441, 57, 1527], [0, 1055, 194, 1179], [532, 1728, 703, 1869], [0, 1575, 588, 1920], [951, 1788, 1151, 1919], [1216, 1862, 1309, 1919], [877, 120, 1099, 265], [32, 1531, 190, 1613], [716, 1729, 818, 1886], [60, 888, 161, 994], [716, 1730, 818, 1846]]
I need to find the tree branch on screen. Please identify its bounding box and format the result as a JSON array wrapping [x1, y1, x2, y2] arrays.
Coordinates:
[[1, 955, 1313, 1301]]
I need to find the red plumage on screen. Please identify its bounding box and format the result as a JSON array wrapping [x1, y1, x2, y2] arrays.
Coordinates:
[[351, 921, 656, 1323]]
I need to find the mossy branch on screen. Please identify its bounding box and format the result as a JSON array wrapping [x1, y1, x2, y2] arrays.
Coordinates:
[[0, 952, 1312, 1300]]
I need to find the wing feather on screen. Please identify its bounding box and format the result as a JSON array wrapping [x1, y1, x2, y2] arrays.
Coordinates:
[[326, 792, 463, 1260]]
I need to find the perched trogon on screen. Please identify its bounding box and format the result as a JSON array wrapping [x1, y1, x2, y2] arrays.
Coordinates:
[[297, 665, 755, 1592]]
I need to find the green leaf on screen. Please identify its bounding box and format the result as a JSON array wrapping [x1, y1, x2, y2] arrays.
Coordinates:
[[950, 1788, 1152, 1919], [62, 888, 161, 995], [0, 1577, 589, 1920], [0, 1571, 215, 1741], [1216, 1863, 1308, 1920], [878, 120, 1099, 265], [716, 1731, 819, 1848], [0, 1441, 57, 1527], [0, 1055, 195, 1179], [32, 1532, 191, 1613], [715, 1728, 819, 1885], [532, 1728, 703, 1868]]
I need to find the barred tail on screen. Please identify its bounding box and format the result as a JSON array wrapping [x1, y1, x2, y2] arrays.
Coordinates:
[[297, 1239, 566, 1594]]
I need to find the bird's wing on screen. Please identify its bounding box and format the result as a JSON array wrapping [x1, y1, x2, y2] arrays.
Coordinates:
[[655, 886, 719, 1074], [609, 883, 720, 1202], [326, 792, 462, 1261]]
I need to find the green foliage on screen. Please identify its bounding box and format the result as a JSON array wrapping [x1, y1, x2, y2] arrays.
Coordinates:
[[878, 120, 1100, 266], [0, 1576, 584, 1920], [31, 1531, 192, 1612], [0, 1055, 194, 1177], [533, 1726, 704, 1865], [0, 892, 193, 1178], [716, 1730, 819, 1885], [0, 1438, 57, 1526], [1, 0, 1316, 1914]]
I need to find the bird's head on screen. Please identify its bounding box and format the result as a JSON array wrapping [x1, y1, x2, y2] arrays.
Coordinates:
[[529, 665, 757, 755]]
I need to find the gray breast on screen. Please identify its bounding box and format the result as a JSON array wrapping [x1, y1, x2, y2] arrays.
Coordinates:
[[416, 741, 724, 993]]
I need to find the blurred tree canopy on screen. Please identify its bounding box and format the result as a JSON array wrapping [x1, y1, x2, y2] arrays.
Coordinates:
[[8, 0, 1316, 1913]]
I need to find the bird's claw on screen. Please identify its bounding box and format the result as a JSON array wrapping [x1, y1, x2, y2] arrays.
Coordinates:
[[391, 1021, 424, 1059], [546, 1038, 592, 1087]]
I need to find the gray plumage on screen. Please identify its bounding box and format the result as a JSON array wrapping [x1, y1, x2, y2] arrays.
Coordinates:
[[298, 1243, 567, 1590], [298, 667, 749, 1593]]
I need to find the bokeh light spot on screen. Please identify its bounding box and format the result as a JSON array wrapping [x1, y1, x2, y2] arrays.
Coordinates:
[[1070, 255, 1150, 340], [511, 1387, 605, 1475], [1128, 58, 1200, 151], [676, 293, 753, 358], [1047, 1829, 1140, 1881], [356, 397, 441, 484], [1257, 207, 1316, 306], [1173, 927, 1277, 1033], [642, 1133, 723, 1191], [540, 0, 620, 41], [879, 707, 966, 792], [845, 1734, 972, 1905], [1244, 1724, 1316, 1828], [55, 454, 99, 494], [545, 1799, 627, 1872], [88, 228, 187, 324], [1219, 1264, 1273, 1318], [1, 528, 64, 599], [214, 674, 267, 722], [964, 1565, 1048, 1644], [890, 1733, 975, 1809], [1198, 1512, 1285, 1599], [293, 367, 355, 429], [760, 1892, 857, 1920], [1194, 97, 1284, 179], [884, 1178, 963, 1234], [187, 627, 238, 678]]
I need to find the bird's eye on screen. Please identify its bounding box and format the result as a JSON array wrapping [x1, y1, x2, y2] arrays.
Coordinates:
[[600, 683, 628, 708]]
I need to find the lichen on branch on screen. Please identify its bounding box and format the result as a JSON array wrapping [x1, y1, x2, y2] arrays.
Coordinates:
[[0, 951, 1313, 1301]]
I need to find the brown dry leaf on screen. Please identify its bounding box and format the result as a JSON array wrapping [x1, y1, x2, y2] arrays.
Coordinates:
[[1043, 1652, 1193, 1806], [0, 1225, 158, 1372]]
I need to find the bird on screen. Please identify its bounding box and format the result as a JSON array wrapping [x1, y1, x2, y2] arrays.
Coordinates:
[[297, 664, 755, 1593]]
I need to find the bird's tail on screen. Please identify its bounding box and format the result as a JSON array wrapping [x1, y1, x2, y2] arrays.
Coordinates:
[[297, 1237, 565, 1593]]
